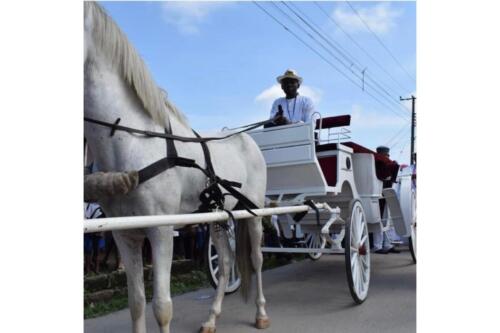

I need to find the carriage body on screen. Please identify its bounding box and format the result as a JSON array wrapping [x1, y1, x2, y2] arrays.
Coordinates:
[[246, 117, 380, 303], [248, 118, 387, 227], [248, 116, 414, 233], [207, 114, 416, 302]]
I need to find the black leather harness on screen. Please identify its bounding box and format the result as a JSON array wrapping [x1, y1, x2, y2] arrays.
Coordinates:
[[84, 116, 278, 218]]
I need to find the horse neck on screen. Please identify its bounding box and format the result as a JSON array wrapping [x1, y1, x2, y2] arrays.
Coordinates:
[[84, 55, 192, 172]]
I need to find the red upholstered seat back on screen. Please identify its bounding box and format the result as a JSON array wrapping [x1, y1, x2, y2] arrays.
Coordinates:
[[342, 141, 375, 154], [315, 115, 351, 129], [318, 156, 337, 186]]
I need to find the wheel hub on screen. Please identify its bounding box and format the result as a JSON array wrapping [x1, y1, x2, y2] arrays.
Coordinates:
[[358, 245, 367, 256]]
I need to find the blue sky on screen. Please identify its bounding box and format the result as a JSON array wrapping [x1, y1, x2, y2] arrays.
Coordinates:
[[99, 1, 416, 164]]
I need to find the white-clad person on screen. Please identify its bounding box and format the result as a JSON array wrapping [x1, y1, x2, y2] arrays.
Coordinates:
[[269, 69, 318, 243], [269, 69, 316, 126]]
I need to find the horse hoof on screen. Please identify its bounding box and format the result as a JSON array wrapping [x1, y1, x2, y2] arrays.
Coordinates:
[[255, 317, 270, 329], [199, 326, 216, 333]]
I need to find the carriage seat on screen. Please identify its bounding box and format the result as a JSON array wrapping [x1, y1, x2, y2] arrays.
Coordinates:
[[314, 115, 351, 186], [316, 141, 399, 184], [315, 114, 351, 129]]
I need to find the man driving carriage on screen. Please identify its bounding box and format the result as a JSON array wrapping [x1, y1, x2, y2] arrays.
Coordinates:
[[269, 69, 316, 126]]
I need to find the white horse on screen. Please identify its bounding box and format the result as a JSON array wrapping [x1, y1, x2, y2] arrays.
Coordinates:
[[84, 3, 269, 333]]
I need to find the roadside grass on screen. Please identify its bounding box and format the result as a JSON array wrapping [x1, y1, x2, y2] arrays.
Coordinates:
[[85, 270, 210, 319], [84, 255, 303, 319]]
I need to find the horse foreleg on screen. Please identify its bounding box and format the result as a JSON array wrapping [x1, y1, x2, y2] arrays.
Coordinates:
[[113, 231, 147, 333], [148, 226, 174, 333], [248, 218, 270, 329], [201, 224, 231, 333]]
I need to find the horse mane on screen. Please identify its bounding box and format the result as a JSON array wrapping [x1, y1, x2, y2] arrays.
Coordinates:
[[85, 2, 189, 127]]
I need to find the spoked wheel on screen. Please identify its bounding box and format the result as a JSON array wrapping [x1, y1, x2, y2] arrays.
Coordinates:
[[409, 223, 416, 263], [304, 231, 326, 260], [345, 199, 370, 304], [409, 188, 417, 264], [205, 220, 241, 294]]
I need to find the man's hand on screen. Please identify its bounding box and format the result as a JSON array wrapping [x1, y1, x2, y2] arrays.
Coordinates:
[[274, 115, 290, 125]]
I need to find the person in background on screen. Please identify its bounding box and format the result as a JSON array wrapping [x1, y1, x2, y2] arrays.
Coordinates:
[[84, 160, 124, 272], [372, 146, 401, 254], [84, 184, 105, 273]]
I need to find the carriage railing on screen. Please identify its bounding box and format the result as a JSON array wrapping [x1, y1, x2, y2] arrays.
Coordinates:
[[313, 112, 352, 145], [322, 127, 351, 144]]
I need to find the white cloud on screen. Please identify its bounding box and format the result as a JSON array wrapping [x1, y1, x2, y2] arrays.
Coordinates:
[[255, 84, 323, 106], [161, 2, 226, 35], [333, 3, 402, 35], [350, 104, 408, 129]]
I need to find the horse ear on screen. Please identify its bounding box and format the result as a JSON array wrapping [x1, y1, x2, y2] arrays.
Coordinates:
[[84, 4, 92, 62], [84, 3, 100, 39], [84, 2, 93, 31]]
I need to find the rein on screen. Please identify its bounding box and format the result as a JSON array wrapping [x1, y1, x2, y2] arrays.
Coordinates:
[[84, 116, 277, 143], [84, 115, 280, 218]]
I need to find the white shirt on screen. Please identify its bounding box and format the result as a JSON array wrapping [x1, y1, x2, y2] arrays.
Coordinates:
[[270, 95, 315, 124]]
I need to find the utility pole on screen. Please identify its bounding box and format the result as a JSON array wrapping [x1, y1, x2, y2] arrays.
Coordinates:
[[400, 95, 416, 165]]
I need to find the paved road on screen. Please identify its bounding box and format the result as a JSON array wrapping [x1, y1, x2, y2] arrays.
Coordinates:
[[85, 249, 416, 333]]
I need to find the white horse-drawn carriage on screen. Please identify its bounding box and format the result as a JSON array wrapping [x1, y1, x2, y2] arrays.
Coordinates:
[[84, 3, 416, 332], [207, 115, 417, 302]]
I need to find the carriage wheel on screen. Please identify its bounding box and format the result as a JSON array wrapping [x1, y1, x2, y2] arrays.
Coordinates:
[[345, 199, 371, 304], [409, 223, 416, 263], [304, 231, 326, 260], [205, 220, 241, 294]]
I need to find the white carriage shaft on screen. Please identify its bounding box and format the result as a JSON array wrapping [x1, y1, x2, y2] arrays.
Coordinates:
[[84, 204, 327, 233]]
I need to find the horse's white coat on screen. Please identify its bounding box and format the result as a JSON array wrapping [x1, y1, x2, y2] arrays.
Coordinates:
[[84, 3, 268, 332]]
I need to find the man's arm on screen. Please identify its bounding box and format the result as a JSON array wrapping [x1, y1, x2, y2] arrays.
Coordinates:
[[266, 99, 289, 127], [302, 97, 315, 123], [269, 99, 278, 119]]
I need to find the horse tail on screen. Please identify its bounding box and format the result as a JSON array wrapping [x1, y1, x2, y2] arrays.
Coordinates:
[[235, 218, 254, 302]]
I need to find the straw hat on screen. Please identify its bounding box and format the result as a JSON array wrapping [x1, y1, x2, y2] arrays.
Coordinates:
[[276, 69, 303, 84]]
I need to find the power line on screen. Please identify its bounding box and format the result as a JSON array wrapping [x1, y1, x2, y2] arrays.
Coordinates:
[[283, 1, 411, 115], [390, 127, 411, 150], [385, 121, 411, 147], [252, 1, 363, 91], [253, 1, 409, 120], [389, 125, 410, 148], [286, 2, 363, 72], [345, 1, 416, 83], [396, 139, 411, 161], [271, 2, 410, 120], [314, 1, 412, 96]]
